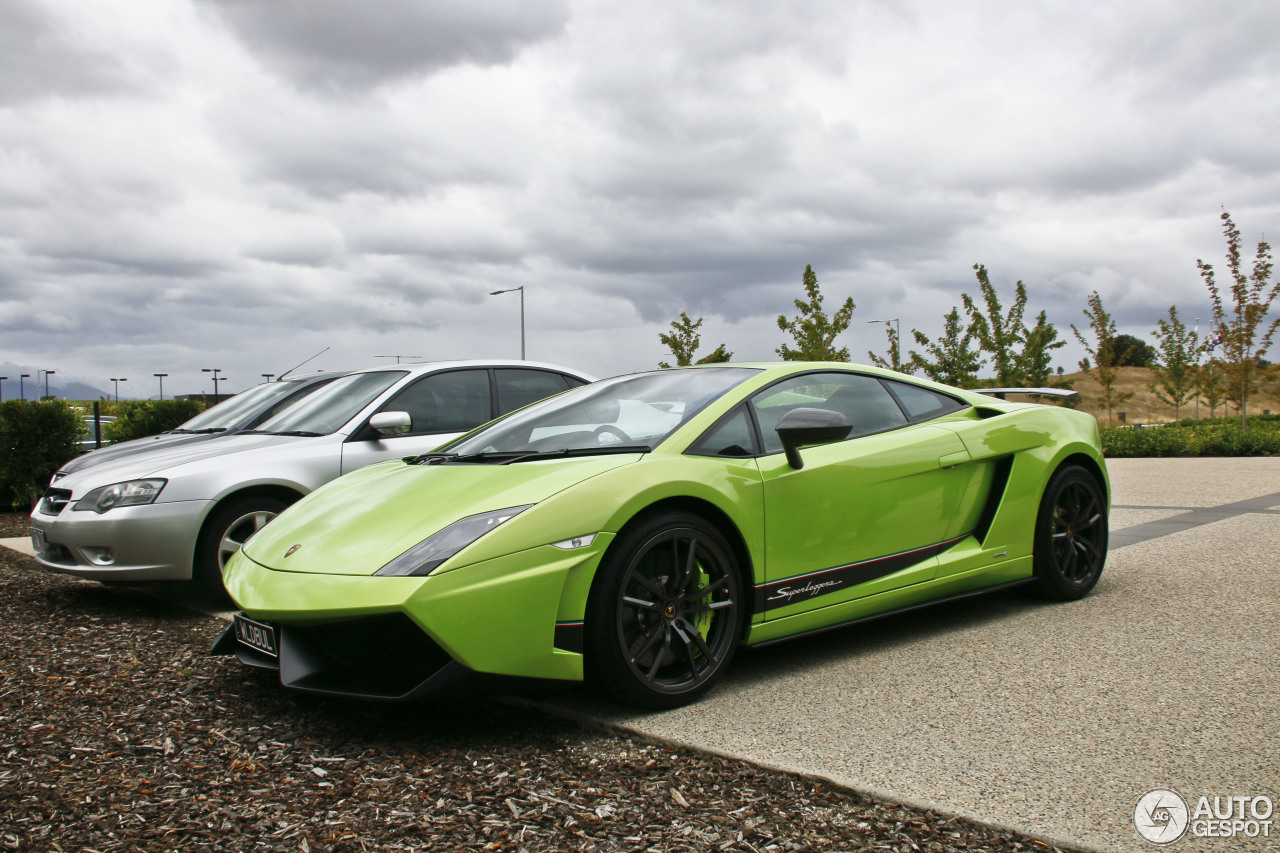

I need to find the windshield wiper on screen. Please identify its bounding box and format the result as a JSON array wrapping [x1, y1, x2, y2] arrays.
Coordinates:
[[167, 427, 227, 434], [245, 429, 325, 437], [408, 446, 651, 465]]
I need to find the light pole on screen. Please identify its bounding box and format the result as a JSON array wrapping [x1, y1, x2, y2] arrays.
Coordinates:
[[20, 374, 29, 401], [374, 356, 422, 365], [202, 368, 223, 398], [110, 377, 127, 401], [867, 318, 901, 369], [489, 286, 525, 360], [154, 373, 168, 400], [262, 373, 275, 383], [41, 370, 55, 398], [0, 376, 6, 402]]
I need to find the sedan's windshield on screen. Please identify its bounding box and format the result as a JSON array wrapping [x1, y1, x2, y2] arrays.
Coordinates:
[[254, 371, 406, 436], [443, 367, 759, 458], [178, 380, 310, 432]]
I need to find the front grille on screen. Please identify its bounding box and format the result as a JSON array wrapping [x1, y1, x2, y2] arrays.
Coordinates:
[[40, 488, 73, 515]]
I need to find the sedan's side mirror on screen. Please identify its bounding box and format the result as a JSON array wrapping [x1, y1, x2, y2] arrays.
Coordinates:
[[775, 407, 853, 469], [369, 411, 412, 437]]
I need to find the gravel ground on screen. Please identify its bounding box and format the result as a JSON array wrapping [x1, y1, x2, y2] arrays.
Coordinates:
[[0, 512, 1061, 853]]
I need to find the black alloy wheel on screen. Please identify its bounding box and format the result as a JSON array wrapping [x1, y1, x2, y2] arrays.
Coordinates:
[[585, 510, 744, 709], [1032, 464, 1107, 600]]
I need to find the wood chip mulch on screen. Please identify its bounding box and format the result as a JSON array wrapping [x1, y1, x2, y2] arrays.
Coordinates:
[[0, 512, 1061, 852]]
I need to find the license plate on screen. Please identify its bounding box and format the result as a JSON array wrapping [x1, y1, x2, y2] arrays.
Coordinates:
[[233, 614, 278, 658], [29, 527, 47, 553]]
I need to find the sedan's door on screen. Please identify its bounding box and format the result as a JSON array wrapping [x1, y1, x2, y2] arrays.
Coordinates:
[[340, 368, 494, 474], [751, 372, 975, 619]]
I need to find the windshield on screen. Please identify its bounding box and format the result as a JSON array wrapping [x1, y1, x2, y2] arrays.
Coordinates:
[[178, 381, 308, 431], [445, 367, 759, 457], [254, 371, 406, 435]]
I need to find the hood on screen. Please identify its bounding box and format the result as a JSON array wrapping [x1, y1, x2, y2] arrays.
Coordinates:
[[56, 432, 306, 490], [242, 454, 640, 576], [59, 431, 221, 475]]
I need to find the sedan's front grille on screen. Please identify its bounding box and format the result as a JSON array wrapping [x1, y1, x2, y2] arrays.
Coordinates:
[[40, 488, 73, 515]]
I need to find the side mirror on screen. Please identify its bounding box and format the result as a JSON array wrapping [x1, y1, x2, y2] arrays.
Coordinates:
[[369, 411, 412, 437], [775, 407, 852, 469]]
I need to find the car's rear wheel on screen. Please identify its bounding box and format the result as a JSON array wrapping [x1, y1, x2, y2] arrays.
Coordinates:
[[1032, 464, 1107, 600], [194, 496, 289, 596], [585, 510, 744, 709]]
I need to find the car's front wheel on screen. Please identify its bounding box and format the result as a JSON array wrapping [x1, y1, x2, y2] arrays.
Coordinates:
[[1032, 464, 1107, 600], [193, 496, 289, 596], [585, 510, 745, 709]]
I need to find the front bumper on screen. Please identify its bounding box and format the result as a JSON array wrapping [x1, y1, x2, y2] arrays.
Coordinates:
[[28, 499, 211, 582], [215, 536, 613, 696]]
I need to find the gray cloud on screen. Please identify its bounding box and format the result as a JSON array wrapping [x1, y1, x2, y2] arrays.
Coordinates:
[[197, 0, 570, 93]]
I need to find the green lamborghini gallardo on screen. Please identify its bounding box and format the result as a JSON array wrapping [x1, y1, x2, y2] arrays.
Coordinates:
[[214, 363, 1108, 708]]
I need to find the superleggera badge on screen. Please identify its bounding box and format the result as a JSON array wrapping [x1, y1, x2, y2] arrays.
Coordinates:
[[284, 544, 302, 558]]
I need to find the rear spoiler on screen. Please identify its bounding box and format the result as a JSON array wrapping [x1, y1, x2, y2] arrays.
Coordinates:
[[974, 388, 1078, 401]]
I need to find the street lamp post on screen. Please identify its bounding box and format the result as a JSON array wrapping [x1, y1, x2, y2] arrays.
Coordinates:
[[867, 318, 901, 369], [202, 368, 223, 398], [0, 376, 7, 402], [373, 356, 422, 365], [20, 374, 29, 401], [154, 373, 168, 400], [41, 370, 55, 399], [488, 286, 526, 360], [262, 374, 275, 383], [110, 377, 127, 402]]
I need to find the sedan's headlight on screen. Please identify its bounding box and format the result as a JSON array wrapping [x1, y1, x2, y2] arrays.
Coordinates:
[[375, 505, 532, 577], [72, 479, 167, 514]]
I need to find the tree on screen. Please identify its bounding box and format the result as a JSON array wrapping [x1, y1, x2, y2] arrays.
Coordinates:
[[776, 264, 856, 361], [908, 307, 983, 386], [962, 264, 1065, 386], [658, 312, 733, 369], [1018, 309, 1067, 386], [1112, 334, 1156, 367], [1198, 359, 1228, 418], [866, 321, 907, 373], [1197, 210, 1280, 432], [1072, 290, 1135, 426], [1148, 306, 1201, 421]]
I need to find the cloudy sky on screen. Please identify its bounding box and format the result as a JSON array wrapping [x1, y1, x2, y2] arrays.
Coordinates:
[[2, 0, 1278, 399]]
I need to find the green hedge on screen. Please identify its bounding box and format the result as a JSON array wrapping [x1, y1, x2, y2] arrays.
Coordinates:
[[1102, 417, 1280, 458], [0, 400, 84, 510], [102, 399, 206, 444]]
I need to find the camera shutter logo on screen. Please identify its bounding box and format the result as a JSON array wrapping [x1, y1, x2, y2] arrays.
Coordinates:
[[1135, 790, 1190, 844]]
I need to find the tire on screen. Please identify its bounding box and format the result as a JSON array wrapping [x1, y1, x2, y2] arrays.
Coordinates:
[[1031, 465, 1107, 600], [193, 496, 289, 595], [584, 510, 745, 709]]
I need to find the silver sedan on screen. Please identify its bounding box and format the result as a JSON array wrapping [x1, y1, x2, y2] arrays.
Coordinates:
[[29, 360, 593, 593]]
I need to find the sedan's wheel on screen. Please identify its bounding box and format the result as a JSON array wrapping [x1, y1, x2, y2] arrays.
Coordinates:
[[585, 510, 744, 709], [194, 496, 289, 595], [1032, 465, 1107, 600]]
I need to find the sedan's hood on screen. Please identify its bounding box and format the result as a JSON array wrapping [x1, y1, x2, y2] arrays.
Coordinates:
[[56, 433, 307, 489], [242, 455, 639, 576], [60, 431, 222, 475]]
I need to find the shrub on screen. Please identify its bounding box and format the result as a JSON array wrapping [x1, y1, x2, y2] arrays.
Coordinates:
[[0, 400, 84, 510], [102, 399, 206, 444], [1102, 417, 1280, 458]]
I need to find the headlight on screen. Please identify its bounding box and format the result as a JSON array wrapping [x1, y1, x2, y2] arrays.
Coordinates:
[[72, 479, 167, 513], [375, 505, 532, 577]]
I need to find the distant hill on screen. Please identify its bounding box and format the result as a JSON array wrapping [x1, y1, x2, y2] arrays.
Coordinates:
[[1061, 367, 1280, 425]]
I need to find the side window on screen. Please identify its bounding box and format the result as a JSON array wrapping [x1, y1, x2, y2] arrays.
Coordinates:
[[687, 406, 758, 458], [884, 380, 967, 422], [379, 369, 492, 435], [751, 372, 908, 454], [495, 369, 573, 416]]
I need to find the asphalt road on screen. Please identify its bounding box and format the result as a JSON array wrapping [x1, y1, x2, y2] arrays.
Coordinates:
[[5, 457, 1278, 852]]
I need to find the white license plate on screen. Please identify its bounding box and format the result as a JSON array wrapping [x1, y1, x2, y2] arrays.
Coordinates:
[[29, 527, 47, 552], [233, 614, 278, 658]]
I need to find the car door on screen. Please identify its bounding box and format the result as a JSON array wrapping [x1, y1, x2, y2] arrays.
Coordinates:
[[751, 372, 976, 618], [340, 368, 494, 474]]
